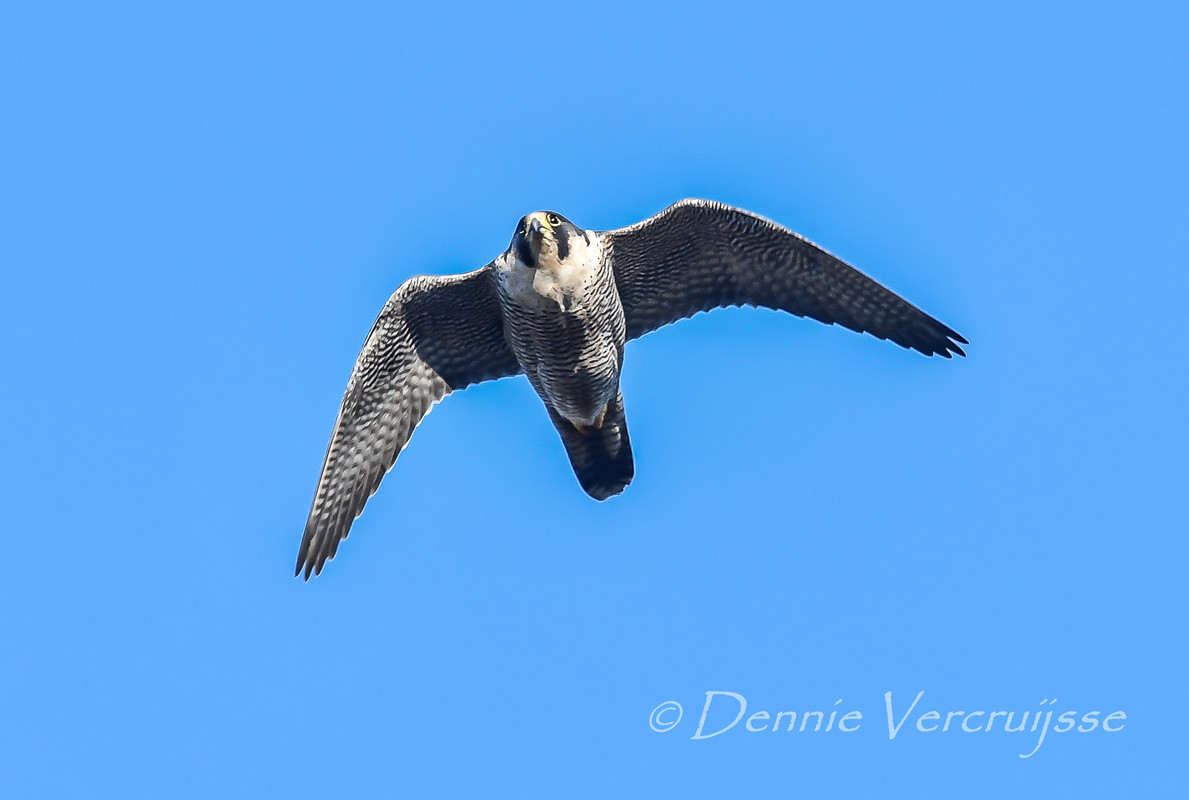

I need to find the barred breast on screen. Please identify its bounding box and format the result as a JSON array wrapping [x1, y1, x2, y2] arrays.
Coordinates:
[[494, 242, 626, 429]]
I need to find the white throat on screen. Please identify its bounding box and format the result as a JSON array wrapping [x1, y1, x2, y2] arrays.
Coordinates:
[[500, 231, 603, 313]]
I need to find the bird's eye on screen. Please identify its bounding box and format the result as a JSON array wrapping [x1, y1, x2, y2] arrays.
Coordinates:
[[546, 213, 562, 226]]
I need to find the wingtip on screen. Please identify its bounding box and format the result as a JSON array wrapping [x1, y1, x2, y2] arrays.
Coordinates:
[[295, 541, 312, 580], [295, 554, 327, 581], [916, 322, 967, 358], [909, 337, 966, 358], [295, 546, 324, 580], [928, 342, 966, 358], [945, 334, 968, 358]]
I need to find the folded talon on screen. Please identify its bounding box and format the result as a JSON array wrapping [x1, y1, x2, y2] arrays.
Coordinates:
[[573, 404, 610, 437]]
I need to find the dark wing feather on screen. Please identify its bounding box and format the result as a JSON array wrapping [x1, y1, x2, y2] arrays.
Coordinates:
[[604, 199, 966, 357], [296, 267, 519, 579]]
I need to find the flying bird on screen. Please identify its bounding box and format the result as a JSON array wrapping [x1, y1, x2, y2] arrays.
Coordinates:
[[296, 199, 966, 578]]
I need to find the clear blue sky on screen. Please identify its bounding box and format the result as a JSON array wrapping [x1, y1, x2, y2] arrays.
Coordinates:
[[3, 1, 1185, 796]]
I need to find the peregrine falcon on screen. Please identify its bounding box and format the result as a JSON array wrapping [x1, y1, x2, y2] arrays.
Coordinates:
[[296, 199, 966, 578]]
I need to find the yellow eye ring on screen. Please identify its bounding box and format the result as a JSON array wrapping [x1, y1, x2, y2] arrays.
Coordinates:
[[546, 213, 562, 227]]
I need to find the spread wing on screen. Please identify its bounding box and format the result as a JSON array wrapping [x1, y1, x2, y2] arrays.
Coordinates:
[[296, 267, 519, 579], [603, 199, 966, 356]]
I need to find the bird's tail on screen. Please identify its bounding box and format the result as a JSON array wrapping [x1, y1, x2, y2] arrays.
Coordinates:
[[548, 391, 634, 500]]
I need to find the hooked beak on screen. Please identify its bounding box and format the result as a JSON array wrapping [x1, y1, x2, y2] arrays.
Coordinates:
[[513, 214, 550, 268]]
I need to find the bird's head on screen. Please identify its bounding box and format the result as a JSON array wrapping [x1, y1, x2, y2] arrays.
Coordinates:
[[510, 211, 582, 269]]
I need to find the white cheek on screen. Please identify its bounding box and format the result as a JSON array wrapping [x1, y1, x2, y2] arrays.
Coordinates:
[[500, 230, 602, 309]]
